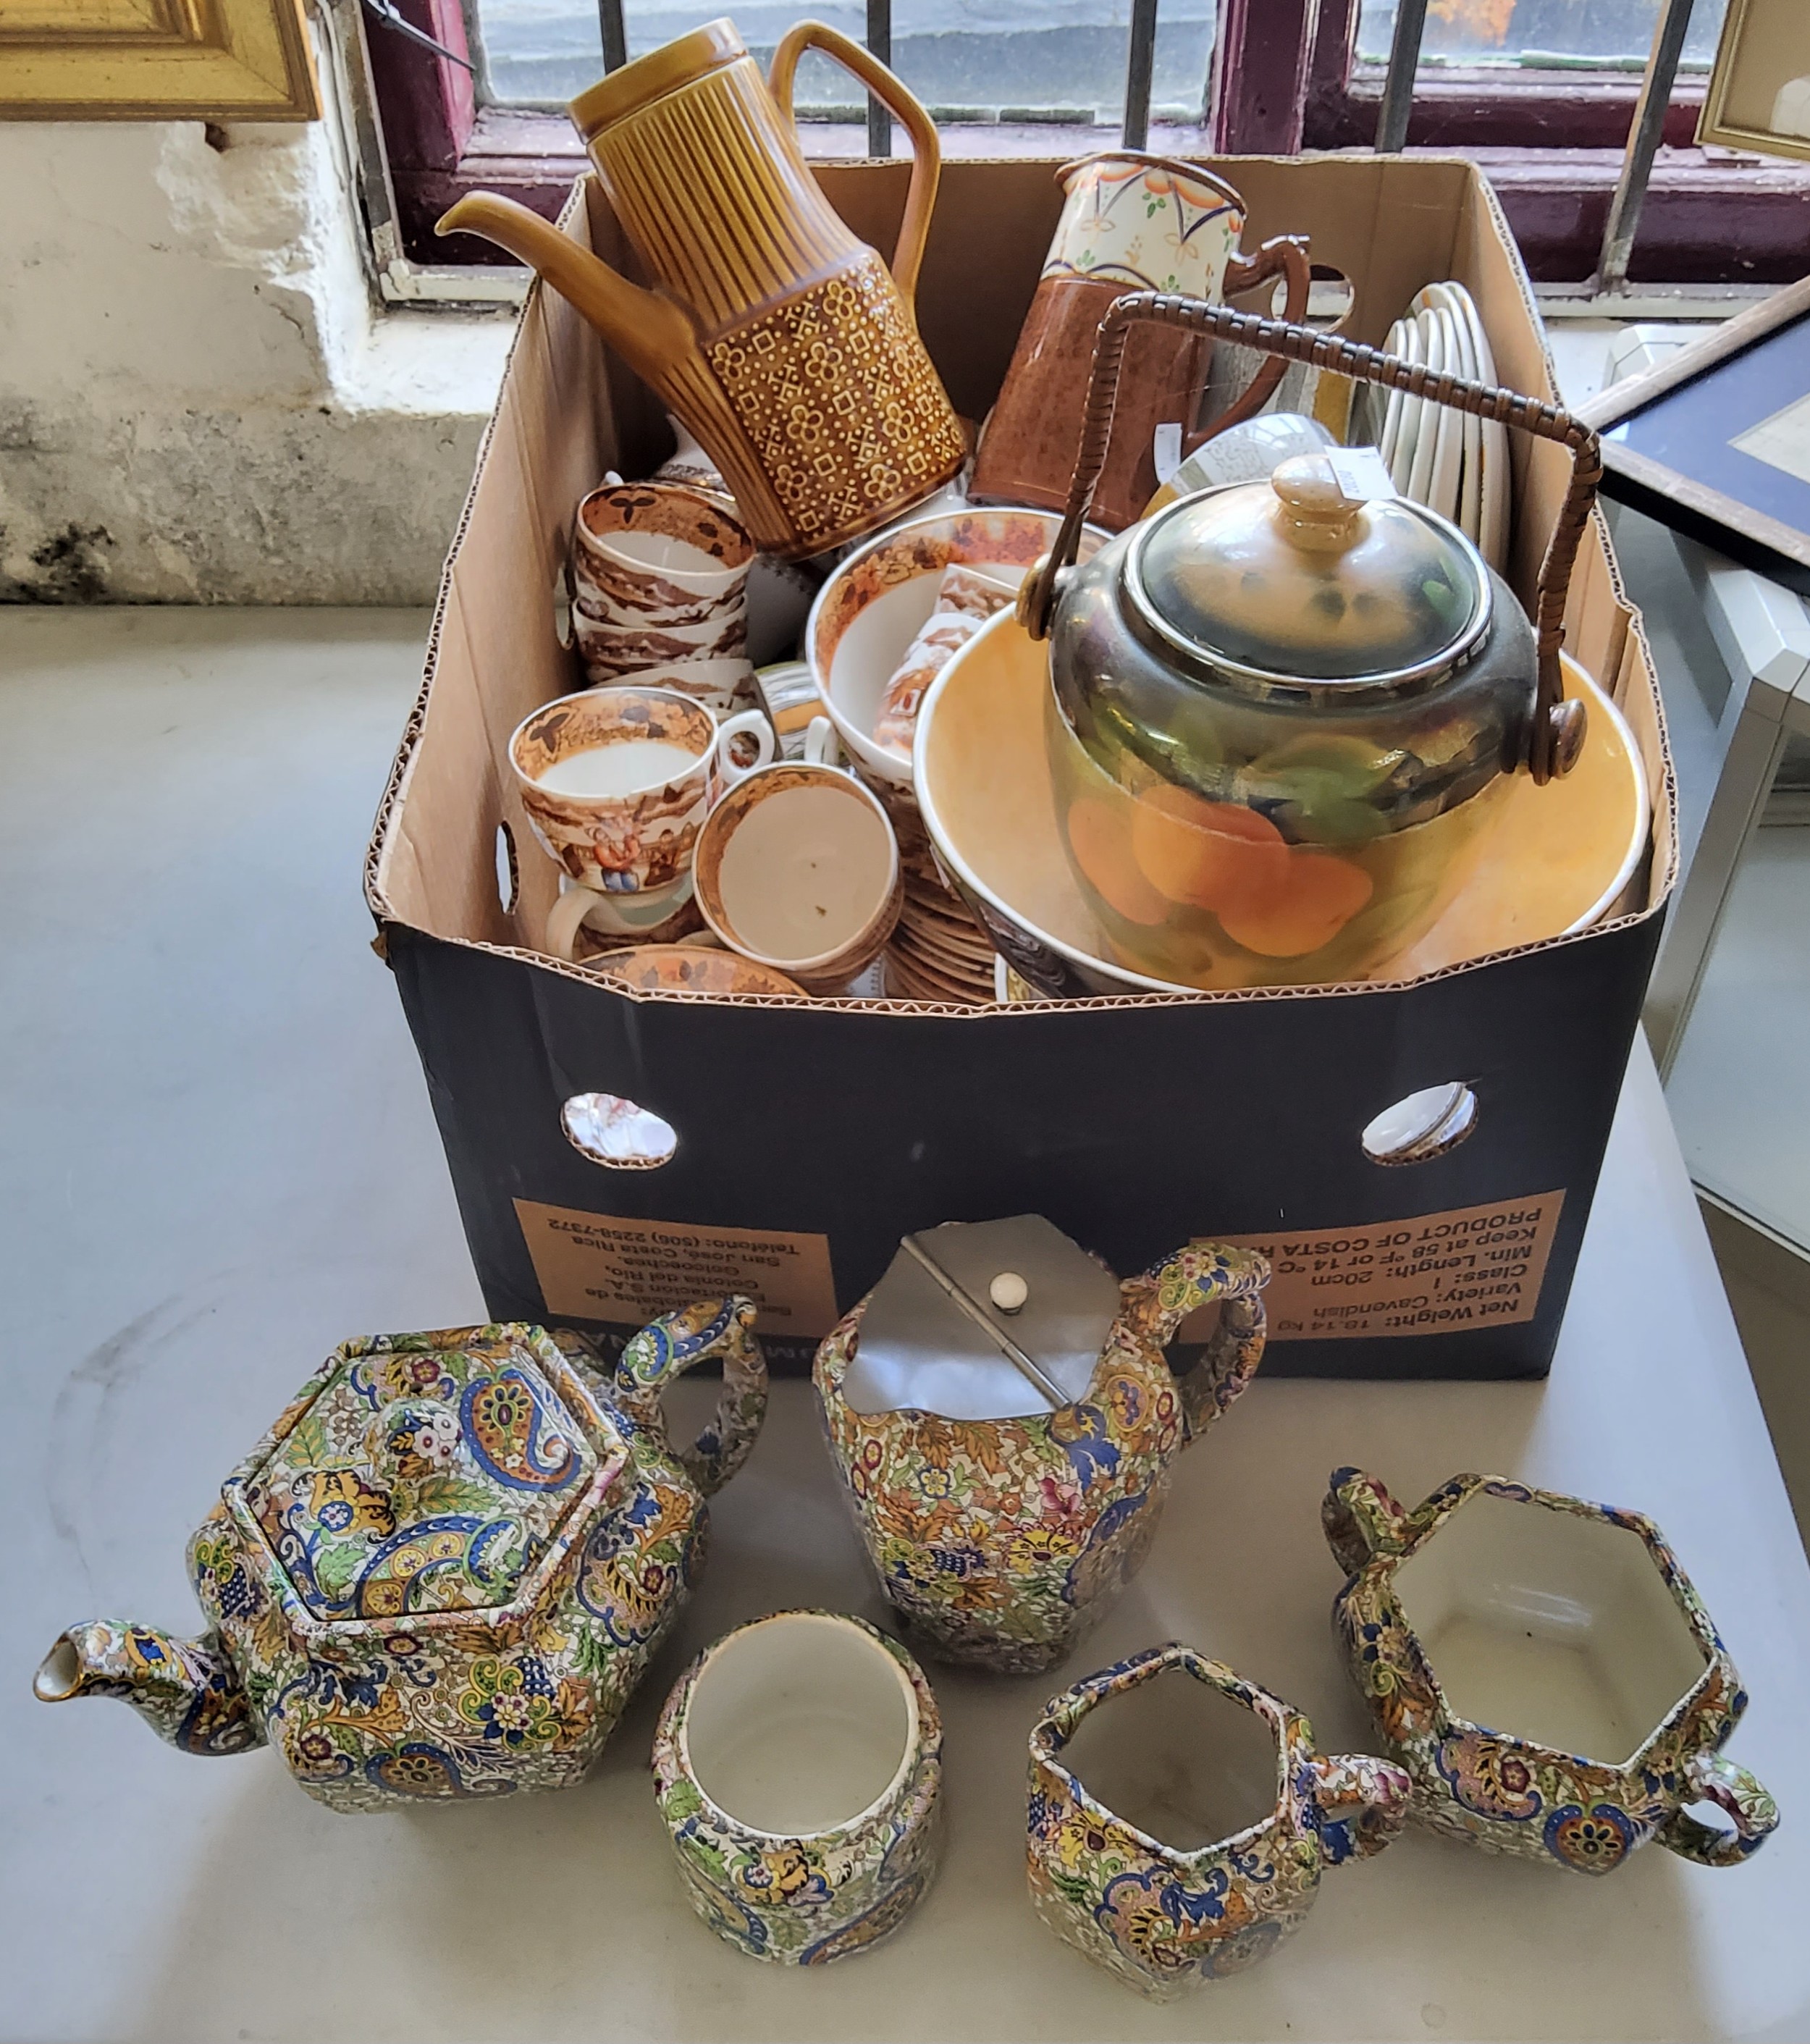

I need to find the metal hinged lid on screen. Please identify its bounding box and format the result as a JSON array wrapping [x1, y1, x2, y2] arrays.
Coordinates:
[[841, 1216, 1121, 1421], [1128, 454, 1491, 692]]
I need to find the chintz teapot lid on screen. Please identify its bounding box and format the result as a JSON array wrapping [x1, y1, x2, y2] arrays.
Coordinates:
[[228, 1329, 625, 1632], [840, 1216, 1121, 1421]]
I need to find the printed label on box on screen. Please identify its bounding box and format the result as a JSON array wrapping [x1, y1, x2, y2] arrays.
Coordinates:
[[1182, 1191, 1566, 1342], [515, 1201, 840, 1336]]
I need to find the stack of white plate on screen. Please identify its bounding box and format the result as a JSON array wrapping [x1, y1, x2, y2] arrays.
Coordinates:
[[1373, 282, 1510, 573]]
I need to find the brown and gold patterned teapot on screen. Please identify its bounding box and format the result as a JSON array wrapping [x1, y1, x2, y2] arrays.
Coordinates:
[[34, 1303, 766, 1812], [439, 17, 965, 559]]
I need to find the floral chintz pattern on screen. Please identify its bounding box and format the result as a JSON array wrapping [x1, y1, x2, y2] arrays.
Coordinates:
[[1027, 1644, 1411, 2001], [39, 1301, 767, 1814], [815, 1242, 1268, 1673], [652, 1614, 943, 1965], [1326, 1469, 1780, 1873]]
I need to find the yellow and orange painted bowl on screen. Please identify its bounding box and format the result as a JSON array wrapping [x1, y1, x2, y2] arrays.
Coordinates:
[[914, 610, 1650, 999]]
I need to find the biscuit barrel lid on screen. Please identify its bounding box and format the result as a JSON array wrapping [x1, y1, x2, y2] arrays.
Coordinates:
[[841, 1215, 1119, 1421]]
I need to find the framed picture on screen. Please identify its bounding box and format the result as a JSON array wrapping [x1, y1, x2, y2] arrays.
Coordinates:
[[1584, 277, 1810, 596], [0, 0, 319, 122], [1698, 0, 1810, 164]]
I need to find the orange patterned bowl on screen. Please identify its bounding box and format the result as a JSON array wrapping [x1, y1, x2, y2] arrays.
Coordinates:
[[807, 507, 1106, 787], [582, 944, 806, 999]]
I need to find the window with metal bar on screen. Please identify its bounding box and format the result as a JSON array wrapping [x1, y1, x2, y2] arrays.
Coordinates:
[[342, 0, 1810, 293], [463, 0, 1211, 130]]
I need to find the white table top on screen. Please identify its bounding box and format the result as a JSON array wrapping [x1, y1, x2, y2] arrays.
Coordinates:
[[4, 609, 1808, 2043]]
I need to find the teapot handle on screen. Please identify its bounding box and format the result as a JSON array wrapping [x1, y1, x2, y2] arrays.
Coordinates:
[[1018, 292, 1602, 786], [769, 22, 941, 309], [1306, 1751, 1415, 1866], [1117, 1242, 1269, 1444], [614, 1297, 768, 1497]]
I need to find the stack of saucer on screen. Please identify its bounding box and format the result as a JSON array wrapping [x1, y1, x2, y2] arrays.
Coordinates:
[[1366, 280, 1509, 573], [874, 787, 998, 1004]]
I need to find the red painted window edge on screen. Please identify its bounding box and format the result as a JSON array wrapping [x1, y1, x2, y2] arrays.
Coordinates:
[[368, 0, 1810, 285]]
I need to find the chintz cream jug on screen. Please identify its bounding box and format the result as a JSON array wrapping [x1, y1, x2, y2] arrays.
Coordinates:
[[814, 1218, 1269, 1673], [439, 18, 967, 560]]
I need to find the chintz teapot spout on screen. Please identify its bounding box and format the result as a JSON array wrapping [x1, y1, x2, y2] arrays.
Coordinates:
[[35, 1620, 260, 1756]]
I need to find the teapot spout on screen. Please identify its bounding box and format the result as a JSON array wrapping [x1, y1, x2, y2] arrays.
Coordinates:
[[436, 193, 697, 395], [35, 1620, 261, 1757]]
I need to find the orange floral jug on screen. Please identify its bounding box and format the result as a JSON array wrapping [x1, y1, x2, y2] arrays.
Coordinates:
[[815, 1232, 1269, 1673], [439, 17, 967, 560]]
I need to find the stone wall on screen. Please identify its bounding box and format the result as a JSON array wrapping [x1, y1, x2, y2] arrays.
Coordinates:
[[0, 80, 511, 605]]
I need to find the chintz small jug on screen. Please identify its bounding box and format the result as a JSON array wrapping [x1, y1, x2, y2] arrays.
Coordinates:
[[1027, 1645, 1410, 1999], [815, 1224, 1269, 1673], [1325, 1468, 1780, 1873], [439, 18, 966, 560]]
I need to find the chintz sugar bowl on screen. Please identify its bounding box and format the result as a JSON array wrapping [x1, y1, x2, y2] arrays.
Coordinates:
[[1027, 1644, 1411, 1998], [35, 1303, 767, 1811], [1324, 1468, 1780, 1872], [653, 1610, 943, 1964], [814, 1216, 1269, 1673], [1019, 293, 1599, 991]]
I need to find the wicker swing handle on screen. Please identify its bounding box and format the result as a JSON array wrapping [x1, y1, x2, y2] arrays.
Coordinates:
[[1018, 291, 1601, 783]]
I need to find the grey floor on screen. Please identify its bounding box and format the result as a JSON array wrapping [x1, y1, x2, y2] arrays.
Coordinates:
[[0, 607, 482, 1641]]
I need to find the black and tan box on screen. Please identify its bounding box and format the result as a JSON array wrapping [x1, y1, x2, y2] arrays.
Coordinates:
[[366, 153, 1675, 1379]]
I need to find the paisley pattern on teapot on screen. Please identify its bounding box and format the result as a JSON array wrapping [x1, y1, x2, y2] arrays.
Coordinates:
[[244, 1332, 600, 1623], [652, 1616, 943, 1965], [814, 1243, 1268, 1674], [1026, 1645, 1410, 2001], [1326, 1470, 1780, 1873], [41, 1302, 766, 1814]]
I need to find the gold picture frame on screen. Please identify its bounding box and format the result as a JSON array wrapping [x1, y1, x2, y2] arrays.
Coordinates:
[[1698, 0, 1810, 164], [0, 0, 320, 122]]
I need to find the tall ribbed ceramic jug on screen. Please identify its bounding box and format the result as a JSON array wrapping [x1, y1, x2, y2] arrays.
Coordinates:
[[439, 18, 967, 560]]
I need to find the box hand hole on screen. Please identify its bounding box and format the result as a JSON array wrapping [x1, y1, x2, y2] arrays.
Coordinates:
[[496, 821, 520, 915], [561, 1092, 678, 1169], [553, 555, 576, 652], [1361, 1082, 1478, 1166]]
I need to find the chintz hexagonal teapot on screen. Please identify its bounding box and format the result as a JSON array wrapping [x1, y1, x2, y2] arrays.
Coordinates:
[[34, 1303, 765, 1813]]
